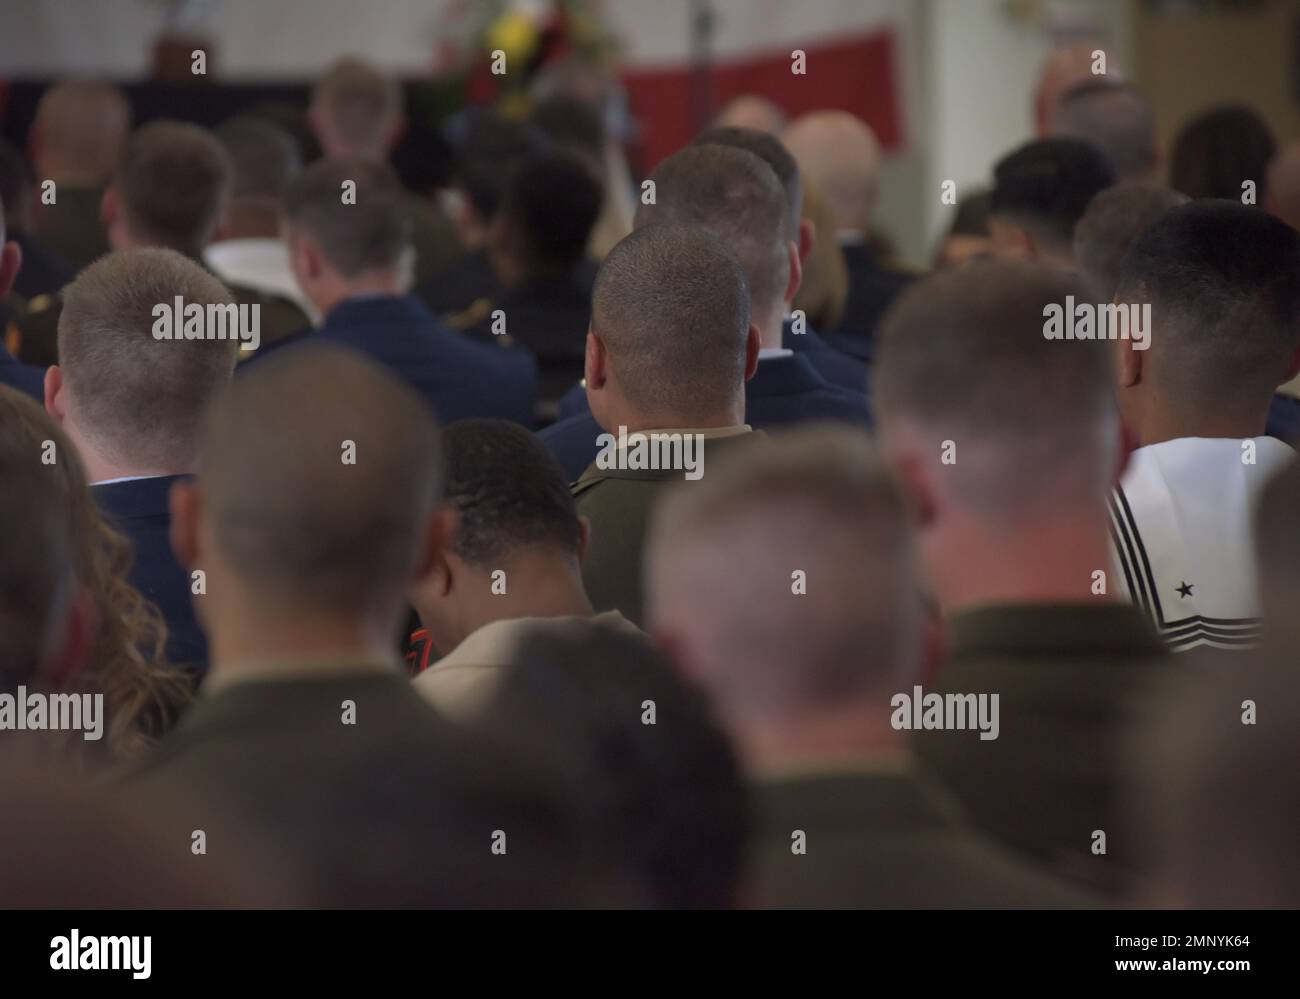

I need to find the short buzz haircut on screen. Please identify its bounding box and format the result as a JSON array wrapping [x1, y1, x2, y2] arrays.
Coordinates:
[[694, 125, 802, 239], [196, 346, 442, 612], [115, 121, 232, 258], [443, 419, 582, 567], [216, 115, 301, 201], [57, 249, 237, 470], [1114, 200, 1300, 407], [646, 426, 921, 715], [498, 150, 603, 269], [312, 57, 403, 156], [990, 138, 1116, 256], [281, 157, 411, 277], [593, 224, 750, 424], [635, 144, 788, 313], [1050, 81, 1158, 181], [872, 260, 1118, 514], [1074, 182, 1188, 300], [0, 387, 76, 690]]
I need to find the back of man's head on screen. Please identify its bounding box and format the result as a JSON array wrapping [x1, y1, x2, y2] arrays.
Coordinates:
[[1074, 182, 1188, 300], [310, 57, 403, 158], [635, 144, 787, 316], [991, 138, 1116, 259], [114, 121, 232, 258], [443, 418, 582, 569], [592, 224, 750, 426], [646, 426, 920, 731], [216, 115, 301, 204], [471, 627, 749, 907], [694, 125, 802, 239], [56, 249, 237, 471], [281, 157, 410, 278], [1170, 104, 1276, 201], [781, 110, 881, 233], [1115, 200, 1300, 411], [0, 387, 76, 691], [1050, 81, 1158, 181], [496, 150, 603, 273], [873, 259, 1118, 517], [33, 81, 131, 183], [453, 113, 547, 226], [196, 346, 441, 616]]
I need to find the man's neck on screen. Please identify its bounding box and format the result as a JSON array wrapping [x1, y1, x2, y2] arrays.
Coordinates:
[[600, 403, 746, 435], [925, 510, 1117, 615], [206, 602, 398, 682], [1129, 402, 1269, 447], [75, 435, 190, 485], [738, 700, 907, 776], [449, 560, 593, 653]]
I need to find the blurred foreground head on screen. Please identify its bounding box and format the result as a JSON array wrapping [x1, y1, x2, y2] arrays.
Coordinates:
[[647, 425, 920, 770]]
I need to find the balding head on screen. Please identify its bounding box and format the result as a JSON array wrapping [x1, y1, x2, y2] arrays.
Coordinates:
[[33, 81, 130, 184], [590, 224, 751, 429], [192, 347, 442, 618], [310, 57, 404, 159], [1033, 41, 1119, 136], [54, 248, 237, 473], [711, 95, 788, 135], [873, 260, 1119, 519], [1267, 142, 1300, 232], [635, 144, 789, 321], [1049, 82, 1158, 181], [782, 111, 880, 234], [646, 426, 920, 745]]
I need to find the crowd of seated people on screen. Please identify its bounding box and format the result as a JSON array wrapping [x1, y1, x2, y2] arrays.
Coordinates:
[[3, 45, 1300, 910]]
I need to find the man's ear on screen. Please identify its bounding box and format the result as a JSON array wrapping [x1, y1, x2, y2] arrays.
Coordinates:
[[1118, 337, 1143, 389], [744, 324, 761, 381], [44, 365, 66, 424], [414, 505, 457, 583], [797, 217, 815, 265], [585, 330, 609, 390], [885, 440, 939, 529], [576, 514, 591, 564], [0, 240, 21, 297], [168, 479, 203, 571], [784, 240, 803, 305], [100, 185, 120, 229]]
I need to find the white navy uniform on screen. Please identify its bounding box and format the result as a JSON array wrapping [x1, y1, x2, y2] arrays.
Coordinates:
[[1108, 436, 1293, 652]]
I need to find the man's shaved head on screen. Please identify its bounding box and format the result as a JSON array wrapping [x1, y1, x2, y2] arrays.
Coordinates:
[[1074, 182, 1188, 300], [711, 95, 788, 136], [646, 426, 919, 722], [1267, 141, 1300, 233], [196, 346, 442, 613], [1114, 200, 1300, 411], [57, 248, 237, 470], [1049, 82, 1157, 181], [33, 81, 131, 182], [872, 259, 1118, 516], [694, 125, 802, 238], [781, 111, 880, 233], [592, 224, 750, 426], [635, 144, 787, 315]]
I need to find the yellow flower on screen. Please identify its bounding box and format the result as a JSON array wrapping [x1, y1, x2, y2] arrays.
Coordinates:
[[487, 12, 539, 63]]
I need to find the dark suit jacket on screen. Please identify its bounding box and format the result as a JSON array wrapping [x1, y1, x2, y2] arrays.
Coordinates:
[[574, 430, 762, 626], [826, 242, 917, 361], [123, 671, 590, 907], [32, 183, 110, 270], [543, 354, 868, 481], [244, 295, 537, 427], [0, 345, 44, 401], [751, 769, 1096, 908], [911, 603, 1181, 896], [784, 318, 868, 394], [415, 248, 500, 317], [93, 475, 207, 674], [12, 232, 75, 302]]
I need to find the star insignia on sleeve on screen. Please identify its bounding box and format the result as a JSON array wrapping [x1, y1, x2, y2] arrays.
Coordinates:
[[1176, 581, 1194, 598]]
